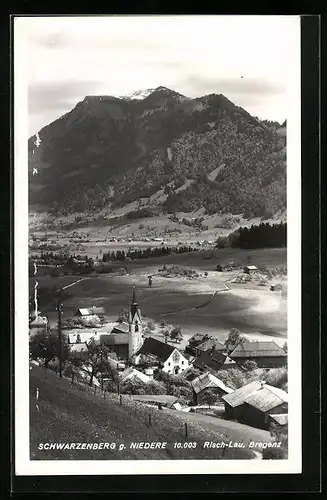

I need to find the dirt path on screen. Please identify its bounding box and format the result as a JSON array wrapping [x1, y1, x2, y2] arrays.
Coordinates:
[[160, 281, 230, 317], [61, 277, 90, 290], [168, 409, 272, 446]]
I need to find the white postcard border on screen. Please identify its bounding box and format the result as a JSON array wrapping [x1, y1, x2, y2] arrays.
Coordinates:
[[14, 15, 302, 476]]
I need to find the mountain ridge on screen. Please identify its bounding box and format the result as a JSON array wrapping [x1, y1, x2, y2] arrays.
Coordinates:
[[28, 87, 286, 219]]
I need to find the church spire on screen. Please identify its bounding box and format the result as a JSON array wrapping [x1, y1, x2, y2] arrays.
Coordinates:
[[130, 285, 139, 318]]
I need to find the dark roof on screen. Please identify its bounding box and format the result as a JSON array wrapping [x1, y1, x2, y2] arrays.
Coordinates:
[[100, 333, 128, 345], [189, 333, 210, 345], [112, 322, 129, 334], [137, 337, 175, 362], [193, 349, 227, 371], [230, 341, 287, 359], [197, 338, 226, 353]]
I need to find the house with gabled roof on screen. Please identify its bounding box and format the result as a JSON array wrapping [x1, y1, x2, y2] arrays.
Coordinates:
[[230, 340, 287, 368], [74, 306, 106, 317], [136, 337, 189, 375], [191, 372, 233, 405], [185, 333, 211, 355], [222, 380, 288, 429], [119, 367, 151, 384], [195, 338, 227, 356], [193, 348, 236, 372]]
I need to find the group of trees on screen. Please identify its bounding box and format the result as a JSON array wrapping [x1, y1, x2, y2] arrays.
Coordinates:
[[216, 222, 287, 249], [102, 245, 195, 263]]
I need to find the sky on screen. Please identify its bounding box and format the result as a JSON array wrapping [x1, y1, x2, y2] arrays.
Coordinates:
[[17, 15, 300, 136]]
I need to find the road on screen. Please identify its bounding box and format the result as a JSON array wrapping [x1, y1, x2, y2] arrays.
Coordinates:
[[164, 408, 272, 446]]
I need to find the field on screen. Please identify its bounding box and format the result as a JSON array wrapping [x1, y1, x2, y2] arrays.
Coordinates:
[[30, 366, 264, 460], [31, 248, 287, 346]]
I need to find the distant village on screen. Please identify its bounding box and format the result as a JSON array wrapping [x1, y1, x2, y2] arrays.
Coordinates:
[[30, 285, 288, 434]]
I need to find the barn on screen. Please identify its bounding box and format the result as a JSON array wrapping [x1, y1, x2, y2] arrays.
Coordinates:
[[222, 381, 288, 429], [191, 372, 233, 405], [243, 265, 257, 274], [100, 333, 129, 359], [230, 340, 287, 368]]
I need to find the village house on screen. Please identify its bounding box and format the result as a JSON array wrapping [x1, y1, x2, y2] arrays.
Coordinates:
[[119, 367, 151, 385], [67, 332, 95, 344], [222, 380, 288, 430], [100, 333, 129, 359], [74, 306, 106, 318], [191, 372, 233, 405], [243, 265, 258, 274], [136, 337, 189, 375], [193, 347, 236, 372], [195, 338, 227, 356], [230, 340, 287, 368], [185, 333, 211, 355]]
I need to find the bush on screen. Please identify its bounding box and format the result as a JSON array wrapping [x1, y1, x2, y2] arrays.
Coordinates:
[[146, 380, 167, 395], [264, 367, 288, 389], [216, 368, 247, 390], [120, 379, 146, 395]]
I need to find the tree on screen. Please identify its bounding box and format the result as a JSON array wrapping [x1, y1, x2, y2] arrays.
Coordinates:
[[201, 389, 218, 408], [163, 329, 171, 343], [243, 360, 258, 371], [29, 331, 68, 368], [170, 326, 183, 343], [70, 345, 112, 387], [117, 308, 130, 323], [120, 378, 146, 395], [225, 329, 245, 353]]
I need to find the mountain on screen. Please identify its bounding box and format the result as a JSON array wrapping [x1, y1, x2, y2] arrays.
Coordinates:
[[28, 87, 286, 219]]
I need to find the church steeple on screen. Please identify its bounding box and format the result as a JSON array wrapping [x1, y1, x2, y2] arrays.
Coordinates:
[[128, 285, 143, 360], [129, 285, 142, 323], [131, 285, 138, 316]]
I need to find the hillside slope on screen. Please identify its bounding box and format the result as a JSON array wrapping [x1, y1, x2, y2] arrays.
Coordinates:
[[29, 87, 286, 219], [30, 366, 256, 460]]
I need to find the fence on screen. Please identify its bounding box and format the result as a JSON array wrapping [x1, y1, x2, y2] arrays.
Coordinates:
[[48, 367, 235, 458]]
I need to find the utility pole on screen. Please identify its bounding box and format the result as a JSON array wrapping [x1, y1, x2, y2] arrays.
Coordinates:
[[100, 348, 104, 391], [57, 300, 63, 379]]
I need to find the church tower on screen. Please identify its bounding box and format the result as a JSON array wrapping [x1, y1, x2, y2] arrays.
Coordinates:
[[128, 286, 143, 361]]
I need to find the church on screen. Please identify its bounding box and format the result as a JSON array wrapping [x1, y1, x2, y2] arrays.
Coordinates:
[[100, 286, 144, 361]]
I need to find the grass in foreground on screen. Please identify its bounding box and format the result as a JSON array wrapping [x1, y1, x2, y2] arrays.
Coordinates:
[[30, 366, 254, 460]]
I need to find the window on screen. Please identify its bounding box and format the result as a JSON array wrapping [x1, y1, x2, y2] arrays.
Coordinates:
[[168, 362, 171, 366], [172, 351, 180, 363], [182, 361, 184, 365]]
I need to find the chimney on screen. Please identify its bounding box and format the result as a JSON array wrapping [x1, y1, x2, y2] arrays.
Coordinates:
[[260, 381, 266, 389]]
